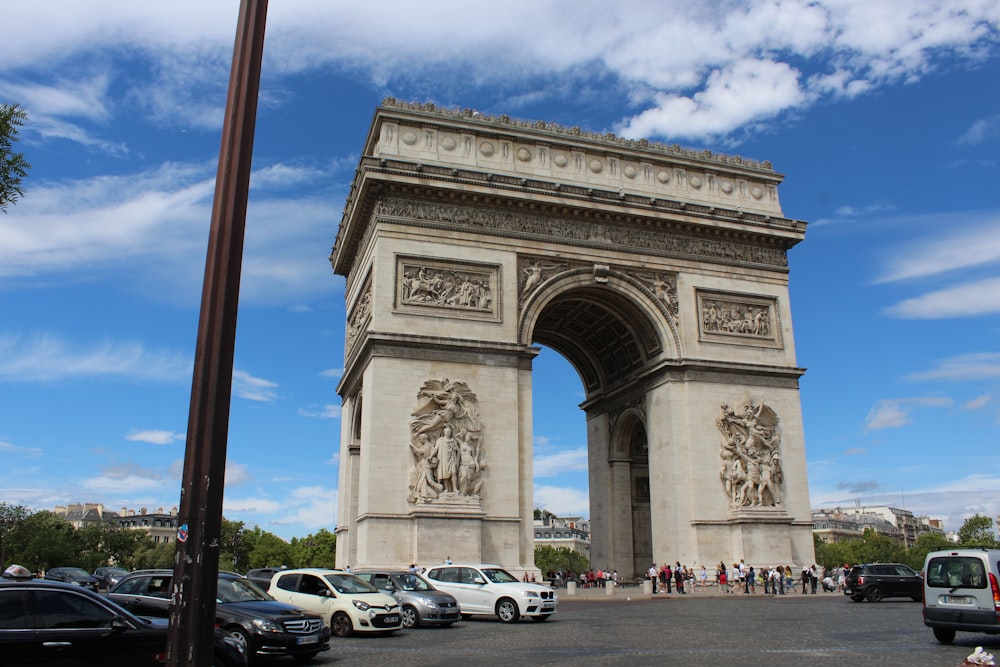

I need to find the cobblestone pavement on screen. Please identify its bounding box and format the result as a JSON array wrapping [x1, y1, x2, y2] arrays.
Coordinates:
[[295, 588, 1000, 667]]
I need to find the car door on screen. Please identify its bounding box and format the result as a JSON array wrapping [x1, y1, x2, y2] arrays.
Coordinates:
[[276, 573, 338, 622], [890, 564, 921, 598], [108, 574, 171, 618], [31, 588, 165, 667]]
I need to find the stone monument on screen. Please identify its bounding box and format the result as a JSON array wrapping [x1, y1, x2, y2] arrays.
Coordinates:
[[330, 99, 815, 576]]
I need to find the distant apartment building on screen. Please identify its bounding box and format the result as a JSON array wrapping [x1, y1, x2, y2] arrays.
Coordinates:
[[812, 504, 944, 546], [53, 502, 179, 544], [533, 514, 591, 560]]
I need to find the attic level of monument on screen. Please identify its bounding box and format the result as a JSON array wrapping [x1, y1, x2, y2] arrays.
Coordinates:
[[331, 99, 806, 278]]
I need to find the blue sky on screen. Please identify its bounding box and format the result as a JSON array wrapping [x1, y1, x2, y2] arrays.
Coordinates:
[[2, 1, 999, 541]]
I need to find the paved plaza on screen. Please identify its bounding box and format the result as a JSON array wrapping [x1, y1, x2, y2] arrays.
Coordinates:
[[301, 586, 997, 667]]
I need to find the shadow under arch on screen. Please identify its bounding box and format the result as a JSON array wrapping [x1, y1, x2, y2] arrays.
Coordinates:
[[518, 268, 679, 398]]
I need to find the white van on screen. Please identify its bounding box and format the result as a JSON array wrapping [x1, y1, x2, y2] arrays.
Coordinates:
[[923, 548, 1000, 644]]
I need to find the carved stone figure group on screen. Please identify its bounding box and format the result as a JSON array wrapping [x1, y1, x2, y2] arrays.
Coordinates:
[[702, 299, 770, 337], [407, 378, 485, 504], [716, 396, 784, 509], [401, 266, 492, 311]]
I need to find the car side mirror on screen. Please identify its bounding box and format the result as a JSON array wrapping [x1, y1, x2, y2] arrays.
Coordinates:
[[473, 577, 486, 585]]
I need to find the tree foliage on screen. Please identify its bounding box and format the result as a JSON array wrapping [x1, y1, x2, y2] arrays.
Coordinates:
[[534, 544, 590, 576], [0, 103, 30, 213], [957, 514, 999, 548]]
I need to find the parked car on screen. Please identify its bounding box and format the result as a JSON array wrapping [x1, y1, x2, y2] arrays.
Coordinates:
[[923, 548, 1000, 644], [108, 569, 329, 662], [843, 563, 922, 602], [43, 566, 100, 592], [246, 567, 284, 590], [268, 568, 402, 637], [93, 566, 130, 590], [353, 569, 461, 628], [423, 563, 557, 623]]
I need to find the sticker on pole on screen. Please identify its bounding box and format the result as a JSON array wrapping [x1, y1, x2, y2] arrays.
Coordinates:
[[177, 523, 189, 543]]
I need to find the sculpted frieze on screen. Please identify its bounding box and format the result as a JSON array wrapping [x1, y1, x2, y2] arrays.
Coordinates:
[[518, 257, 570, 304], [697, 290, 781, 347], [345, 280, 372, 355], [408, 378, 485, 505], [373, 199, 788, 268], [716, 394, 784, 510], [395, 256, 500, 321], [635, 272, 679, 322]]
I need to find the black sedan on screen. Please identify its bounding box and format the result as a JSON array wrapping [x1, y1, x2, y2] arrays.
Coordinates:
[[43, 567, 100, 592], [109, 569, 330, 662], [92, 566, 130, 590]]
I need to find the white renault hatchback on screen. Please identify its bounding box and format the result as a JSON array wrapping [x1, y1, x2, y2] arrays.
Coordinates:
[[268, 568, 402, 637], [423, 563, 557, 623]]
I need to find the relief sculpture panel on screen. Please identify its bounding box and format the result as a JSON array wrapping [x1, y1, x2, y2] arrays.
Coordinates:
[[396, 256, 500, 321], [716, 394, 784, 510], [407, 378, 485, 505], [697, 290, 781, 348]]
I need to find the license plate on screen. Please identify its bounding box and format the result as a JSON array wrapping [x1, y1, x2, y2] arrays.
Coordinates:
[[382, 615, 399, 624], [943, 595, 974, 605], [296, 634, 319, 645]]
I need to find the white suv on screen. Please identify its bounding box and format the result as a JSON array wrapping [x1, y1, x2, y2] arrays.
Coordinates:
[[267, 568, 402, 637], [423, 564, 557, 623]]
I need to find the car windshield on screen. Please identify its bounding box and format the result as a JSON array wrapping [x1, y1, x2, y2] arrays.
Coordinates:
[[60, 568, 91, 578], [104, 568, 129, 576], [217, 577, 274, 603], [396, 574, 433, 591], [481, 568, 519, 584], [325, 573, 378, 594]]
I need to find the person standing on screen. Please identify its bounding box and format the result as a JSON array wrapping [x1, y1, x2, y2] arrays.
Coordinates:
[[647, 564, 658, 593], [801, 565, 810, 594], [675, 562, 685, 594], [746, 565, 756, 594], [810, 564, 818, 594]]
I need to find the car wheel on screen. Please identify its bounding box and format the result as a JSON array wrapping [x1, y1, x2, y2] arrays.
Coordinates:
[[865, 586, 884, 603], [331, 612, 354, 637], [530, 614, 552, 623], [293, 651, 320, 663], [401, 605, 418, 628], [496, 598, 520, 623], [228, 627, 251, 651], [933, 627, 956, 644], [850, 594, 864, 602]]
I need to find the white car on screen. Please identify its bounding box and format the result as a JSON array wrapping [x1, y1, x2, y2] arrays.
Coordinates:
[[423, 563, 557, 623], [267, 568, 402, 637]]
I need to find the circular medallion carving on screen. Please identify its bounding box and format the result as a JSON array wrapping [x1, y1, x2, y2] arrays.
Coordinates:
[[720, 179, 734, 194], [589, 158, 604, 174], [440, 135, 457, 151], [623, 164, 638, 179], [656, 170, 671, 184], [689, 175, 703, 189], [479, 141, 495, 157], [401, 131, 418, 146], [552, 153, 568, 168], [751, 185, 764, 199], [516, 147, 532, 162]]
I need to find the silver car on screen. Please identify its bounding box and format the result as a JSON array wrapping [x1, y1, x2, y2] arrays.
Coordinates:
[[354, 570, 461, 628]]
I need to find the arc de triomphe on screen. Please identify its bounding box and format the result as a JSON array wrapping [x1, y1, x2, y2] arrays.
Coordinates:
[[330, 99, 815, 577]]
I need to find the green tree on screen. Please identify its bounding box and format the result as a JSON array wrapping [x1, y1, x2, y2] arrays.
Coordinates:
[[0, 502, 30, 568], [0, 103, 30, 213], [132, 539, 175, 569], [245, 526, 294, 568], [220, 519, 249, 572], [957, 514, 999, 547], [8, 511, 81, 573], [290, 529, 337, 568], [853, 528, 904, 565], [904, 532, 953, 570], [534, 545, 590, 577]]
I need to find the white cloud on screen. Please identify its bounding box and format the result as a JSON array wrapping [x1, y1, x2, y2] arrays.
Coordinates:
[[908, 354, 1000, 381], [957, 114, 1000, 145], [963, 394, 992, 410], [864, 397, 953, 432], [126, 430, 184, 445], [884, 277, 1000, 319], [534, 484, 590, 518], [0, 439, 43, 458], [298, 404, 342, 420], [319, 368, 343, 379], [534, 448, 589, 477], [0, 333, 192, 383], [232, 370, 280, 403], [876, 214, 1000, 284]]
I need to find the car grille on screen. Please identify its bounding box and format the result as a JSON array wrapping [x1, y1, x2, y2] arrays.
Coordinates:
[[540, 591, 554, 600], [371, 613, 400, 629], [283, 617, 324, 634]]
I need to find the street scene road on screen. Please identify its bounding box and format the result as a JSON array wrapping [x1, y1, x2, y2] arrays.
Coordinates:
[[298, 589, 998, 667]]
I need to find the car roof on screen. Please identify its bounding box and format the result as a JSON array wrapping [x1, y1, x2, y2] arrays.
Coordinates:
[[274, 568, 346, 575]]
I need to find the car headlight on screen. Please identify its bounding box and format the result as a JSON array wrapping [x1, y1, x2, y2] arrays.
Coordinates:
[[522, 591, 539, 599], [252, 618, 282, 633], [419, 598, 440, 609], [70, 581, 82, 586], [352, 599, 371, 612]]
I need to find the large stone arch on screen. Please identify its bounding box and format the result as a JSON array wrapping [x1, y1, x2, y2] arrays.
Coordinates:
[[330, 99, 816, 578]]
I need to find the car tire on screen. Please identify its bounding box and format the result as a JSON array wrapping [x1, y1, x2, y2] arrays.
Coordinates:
[[530, 614, 552, 623], [850, 594, 864, 602], [496, 598, 520, 623], [228, 627, 251, 651], [865, 586, 884, 603], [331, 611, 354, 637], [933, 627, 956, 644], [293, 651, 320, 663], [401, 605, 418, 628]]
